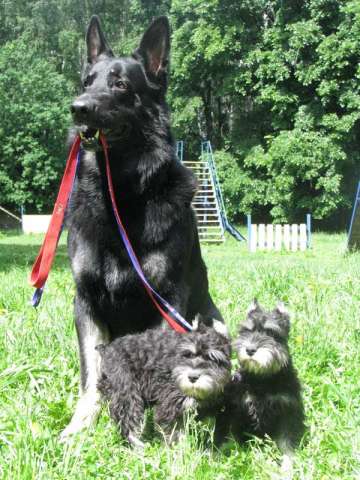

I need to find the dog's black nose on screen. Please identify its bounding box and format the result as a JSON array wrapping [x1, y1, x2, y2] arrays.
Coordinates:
[[188, 374, 199, 383], [70, 100, 94, 121], [246, 347, 257, 356]]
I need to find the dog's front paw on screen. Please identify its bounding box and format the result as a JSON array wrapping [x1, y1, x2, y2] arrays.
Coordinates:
[[59, 421, 86, 443], [279, 453, 294, 480], [59, 390, 102, 442], [59, 412, 97, 442]]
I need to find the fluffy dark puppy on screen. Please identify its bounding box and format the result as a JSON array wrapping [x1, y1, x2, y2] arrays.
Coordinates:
[[215, 301, 304, 472], [97, 319, 231, 447], [62, 16, 223, 439]]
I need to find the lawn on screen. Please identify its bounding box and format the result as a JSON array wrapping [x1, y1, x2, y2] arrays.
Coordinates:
[[0, 231, 359, 479]]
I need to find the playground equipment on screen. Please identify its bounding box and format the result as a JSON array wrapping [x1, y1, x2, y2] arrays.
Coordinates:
[[347, 180, 360, 250], [178, 140, 245, 243], [247, 214, 311, 252], [0, 206, 21, 230]]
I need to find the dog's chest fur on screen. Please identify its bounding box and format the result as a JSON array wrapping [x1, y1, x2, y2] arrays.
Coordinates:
[[226, 370, 301, 437], [238, 389, 291, 433], [66, 147, 198, 332]]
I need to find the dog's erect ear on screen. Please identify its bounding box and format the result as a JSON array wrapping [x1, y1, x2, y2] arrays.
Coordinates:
[[212, 319, 230, 339], [275, 301, 288, 315], [134, 16, 170, 86], [86, 15, 113, 64], [247, 298, 262, 316], [273, 302, 291, 334]]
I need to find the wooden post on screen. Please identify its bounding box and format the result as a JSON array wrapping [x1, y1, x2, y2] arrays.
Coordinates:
[[266, 224, 274, 250], [283, 224, 290, 250], [291, 224, 298, 251], [250, 224, 257, 252], [274, 224, 282, 251], [258, 224, 265, 250], [299, 224, 307, 251]]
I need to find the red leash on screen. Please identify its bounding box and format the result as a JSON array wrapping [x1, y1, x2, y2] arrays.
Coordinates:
[[29, 135, 81, 291], [29, 134, 192, 333]]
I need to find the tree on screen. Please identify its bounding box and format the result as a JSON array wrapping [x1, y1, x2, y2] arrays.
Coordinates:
[[0, 1, 359, 224], [0, 36, 74, 212]]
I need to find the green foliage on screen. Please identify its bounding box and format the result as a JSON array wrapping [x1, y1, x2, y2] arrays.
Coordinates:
[[217, 126, 346, 223], [0, 0, 359, 222], [217, 0, 360, 223], [0, 36, 74, 212], [245, 129, 345, 222]]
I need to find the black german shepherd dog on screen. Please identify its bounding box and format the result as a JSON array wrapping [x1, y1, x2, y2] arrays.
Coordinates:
[[61, 16, 223, 439]]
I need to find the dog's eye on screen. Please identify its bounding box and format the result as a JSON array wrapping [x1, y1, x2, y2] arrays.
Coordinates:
[[241, 327, 253, 333], [182, 351, 195, 359], [114, 79, 128, 90], [265, 328, 281, 337], [83, 77, 92, 88]]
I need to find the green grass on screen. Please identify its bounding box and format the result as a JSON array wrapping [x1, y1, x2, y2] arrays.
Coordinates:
[[0, 231, 359, 479]]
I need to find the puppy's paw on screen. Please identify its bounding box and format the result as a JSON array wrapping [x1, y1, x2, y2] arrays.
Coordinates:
[[128, 433, 145, 450]]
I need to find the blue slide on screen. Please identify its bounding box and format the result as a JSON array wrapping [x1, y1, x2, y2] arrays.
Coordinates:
[[348, 181, 360, 250]]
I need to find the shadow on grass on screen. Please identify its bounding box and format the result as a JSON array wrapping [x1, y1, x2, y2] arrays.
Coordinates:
[[0, 244, 70, 273]]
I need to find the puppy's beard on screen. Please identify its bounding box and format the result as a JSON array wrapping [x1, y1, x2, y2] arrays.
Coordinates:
[[238, 347, 287, 374], [174, 368, 225, 400]]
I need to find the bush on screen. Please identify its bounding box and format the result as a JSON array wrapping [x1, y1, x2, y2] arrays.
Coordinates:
[[215, 129, 346, 223]]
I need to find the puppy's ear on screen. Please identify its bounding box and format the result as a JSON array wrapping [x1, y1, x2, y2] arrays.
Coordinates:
[[134, 16, 170, 88], [273, 302, 291, 334], [275, 302, 289, 315], [86, 15, 113, 64], [247, 298, 262, 316], [212, 319, 230, 339]]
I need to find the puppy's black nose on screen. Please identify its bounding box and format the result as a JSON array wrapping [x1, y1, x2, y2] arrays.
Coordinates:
[[188, 374, 199, 383], [246, 347, 257, 356]]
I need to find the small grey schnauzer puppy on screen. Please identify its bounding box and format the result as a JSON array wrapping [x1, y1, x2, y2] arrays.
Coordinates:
[[215, 300, 304, 471], [97, 318, 231, 447]]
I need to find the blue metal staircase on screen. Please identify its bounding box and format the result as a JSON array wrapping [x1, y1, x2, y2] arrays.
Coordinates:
[[201, 141, 245, 242], [176, 140, 245, 243]]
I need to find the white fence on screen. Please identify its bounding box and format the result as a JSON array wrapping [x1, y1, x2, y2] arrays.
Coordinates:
[[22, 215, 51, 234], [247, 215, 311, 252]]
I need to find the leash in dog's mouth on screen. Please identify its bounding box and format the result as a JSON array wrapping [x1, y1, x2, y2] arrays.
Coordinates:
[[79, 128, 101, 150], [79, 125, 130, 150]]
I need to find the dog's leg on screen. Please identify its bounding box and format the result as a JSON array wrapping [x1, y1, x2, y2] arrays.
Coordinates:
[[213, 410, 232, 447], [112, 392, 146, 449], [106, 371, 146, 449], [203, 295, 224, 323], [275, 437, 295, 480], [154, 394, 197, 444], [279, 453, 294, 480], [60, 297, 109, 441]]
